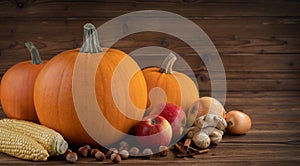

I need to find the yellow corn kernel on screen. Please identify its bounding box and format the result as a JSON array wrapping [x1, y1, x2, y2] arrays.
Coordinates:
[[0, 118, 68, 156], [0, 127, 49, 161]]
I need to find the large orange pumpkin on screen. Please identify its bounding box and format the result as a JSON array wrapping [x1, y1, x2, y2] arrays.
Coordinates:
[[34, 23, 147, 146], [142, 53, 199, 113], [0, 42, 47, 122]]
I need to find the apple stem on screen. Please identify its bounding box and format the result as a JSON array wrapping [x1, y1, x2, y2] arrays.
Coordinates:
[[151, 119, 157, 125], [159, 52, 177, 74]]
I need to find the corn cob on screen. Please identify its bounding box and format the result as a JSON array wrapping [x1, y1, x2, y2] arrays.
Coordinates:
[[0, 127, 49, 161], [0, 118, 68, 156]]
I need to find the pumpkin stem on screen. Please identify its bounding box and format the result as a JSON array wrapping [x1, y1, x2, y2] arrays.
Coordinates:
[[80, 23, 103, 53], [25, 41, 43, 64], [159, 52, 177, 74]]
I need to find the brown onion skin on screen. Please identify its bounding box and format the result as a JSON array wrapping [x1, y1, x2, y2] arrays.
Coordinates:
[[225, 110, 251, 135]]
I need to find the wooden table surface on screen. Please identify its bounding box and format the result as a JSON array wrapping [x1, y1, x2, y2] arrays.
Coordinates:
[[1, 104, 300, 165], [0, 0, 300, 165]]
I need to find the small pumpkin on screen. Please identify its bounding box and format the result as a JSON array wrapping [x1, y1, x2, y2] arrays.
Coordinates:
[[0, 42, 47, 122], [34, 23, 147, 146], [142, 53, 199, 112]]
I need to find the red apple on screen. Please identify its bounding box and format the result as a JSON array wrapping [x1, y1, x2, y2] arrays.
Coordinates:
[[135, 115, 172, 149], [150, 103, 187, 140]]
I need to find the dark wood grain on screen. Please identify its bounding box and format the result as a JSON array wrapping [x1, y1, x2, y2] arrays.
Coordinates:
[[0, 0, 300, 20], [0, 0, 300, 165]]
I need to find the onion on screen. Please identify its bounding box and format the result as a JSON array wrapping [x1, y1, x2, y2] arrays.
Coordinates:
[[225, 110, 251, 135]]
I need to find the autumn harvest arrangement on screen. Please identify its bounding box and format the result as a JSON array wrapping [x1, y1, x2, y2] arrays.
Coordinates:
[[0, 23, 251, 163]]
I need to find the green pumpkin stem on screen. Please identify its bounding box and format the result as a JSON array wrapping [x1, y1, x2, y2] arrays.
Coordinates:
[[159, 53, 177, 74], [25, 41, 43, 64], [80, 23, 103, 53]]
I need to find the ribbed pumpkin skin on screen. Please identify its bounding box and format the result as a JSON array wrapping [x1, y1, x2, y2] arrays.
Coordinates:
[[142, 66, 199, 113], [143, 67, 181, 105], [1, 61, 46, 122], [34, 48, 147, 146]]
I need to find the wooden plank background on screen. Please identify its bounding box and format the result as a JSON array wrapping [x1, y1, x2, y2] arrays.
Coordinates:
[[0, 0, 300, 165]]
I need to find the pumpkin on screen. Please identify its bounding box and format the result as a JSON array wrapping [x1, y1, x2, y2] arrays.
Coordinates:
[[0, 42, 46, 122], [142, 53, 199, 113], [34, 23, 147, 146]]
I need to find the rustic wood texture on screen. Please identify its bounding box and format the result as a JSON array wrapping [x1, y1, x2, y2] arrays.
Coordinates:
[[0, 0, 300, 165]]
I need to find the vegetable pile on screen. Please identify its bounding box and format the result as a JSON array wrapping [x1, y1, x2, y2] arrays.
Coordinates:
[[0, 23, 252, 163]]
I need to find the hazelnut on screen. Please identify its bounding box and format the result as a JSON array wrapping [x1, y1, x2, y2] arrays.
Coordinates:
[[106, 148, 118, 157], [119, 150, 129, 159], [129, 147, 140, 157], [66, 152, 78, 163], [142, 148, 153, 159], [119, 141, 129, 151], [119, 141, 129, 147], [83, 144, 92, 151], [78, 146, 89, 157], [119, 145, 129, 151], [158, 146, 169, 157], [95, 151, 106, 161], [63, 149, 72, 159], [110, 153, 122, 163], [91, 148, 100, 157]]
